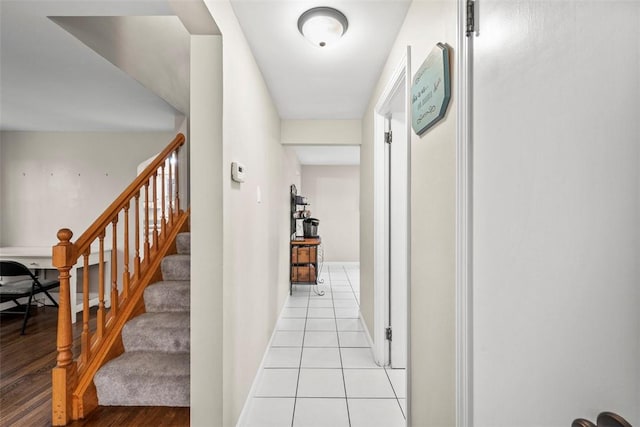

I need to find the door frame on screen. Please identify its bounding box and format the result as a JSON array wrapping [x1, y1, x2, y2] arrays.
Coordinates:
[[456, 0, 474, 425], [373, 45, 411, 420]]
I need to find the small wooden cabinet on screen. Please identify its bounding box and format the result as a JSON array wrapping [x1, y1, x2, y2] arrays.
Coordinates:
[[290, 237, 321, 294], [289, 184, 322, 295]]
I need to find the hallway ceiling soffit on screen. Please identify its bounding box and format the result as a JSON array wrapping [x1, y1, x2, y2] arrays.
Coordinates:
[[51, 15, 191, 116], [292, 145, 360, 165], [230, 0, 411, 120]]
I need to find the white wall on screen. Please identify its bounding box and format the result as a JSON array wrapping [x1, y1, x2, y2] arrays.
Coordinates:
[[301, 165, 359, 262], [281, 119, 361, 145], [473, 1, 640, 425], [201, 2, 301, 425], [189, 34, 223, 427], [361, 1, 458, 425], [0, 131, 173, 246]]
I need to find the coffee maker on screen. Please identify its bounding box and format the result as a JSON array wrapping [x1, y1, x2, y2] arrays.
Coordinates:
[[303, 218, 320, 238]]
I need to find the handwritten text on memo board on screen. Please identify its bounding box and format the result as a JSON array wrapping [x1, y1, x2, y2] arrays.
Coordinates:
[[412, 43, 451, 135]]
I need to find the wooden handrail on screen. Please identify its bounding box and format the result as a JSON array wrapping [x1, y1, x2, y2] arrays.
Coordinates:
[[73, 133, 185, 256], [51, 133, 187, 425]]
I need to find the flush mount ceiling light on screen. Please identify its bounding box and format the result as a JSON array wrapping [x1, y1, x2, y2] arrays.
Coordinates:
[[297, 6, 348, 48]]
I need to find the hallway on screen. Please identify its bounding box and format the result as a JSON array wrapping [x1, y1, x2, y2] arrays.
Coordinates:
[[240, 263, 406, 427]]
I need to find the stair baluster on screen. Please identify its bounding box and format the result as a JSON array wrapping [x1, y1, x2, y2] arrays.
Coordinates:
[[152, 171, 158, 251], [134, 191, 141, 282], [161, 162, 167, 242], [81, 250, 91, 365], [110, 218, 119, 316], [144, 182, 151, 262], [174, 147, 181, 213], [168, 155, 174, 226], [97, 232, 106, 339], [123, 203, 130, 298]]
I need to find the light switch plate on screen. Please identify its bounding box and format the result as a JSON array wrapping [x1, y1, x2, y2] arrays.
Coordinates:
[[231, 161, 245, 183]]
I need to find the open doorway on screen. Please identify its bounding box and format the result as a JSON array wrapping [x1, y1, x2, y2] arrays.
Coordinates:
[[291, 145, 361, 266], [373, 47, 411, 393]]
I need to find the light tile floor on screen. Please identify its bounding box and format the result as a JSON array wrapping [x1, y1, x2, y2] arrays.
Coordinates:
[[240, 263, 406, 427]]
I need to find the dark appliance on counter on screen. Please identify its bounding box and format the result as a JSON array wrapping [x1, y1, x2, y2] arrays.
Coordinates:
[[303, 218, 319, 238]]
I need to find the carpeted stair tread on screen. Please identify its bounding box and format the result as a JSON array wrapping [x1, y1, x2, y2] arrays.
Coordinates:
[[161, 254, 190, 281], [144, 280, 190, 312], [176, 232, 190, 255], [94, 352, 189, 407], [122, 312, 190, 353]]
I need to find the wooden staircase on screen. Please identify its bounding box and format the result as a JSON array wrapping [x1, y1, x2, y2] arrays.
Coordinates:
[[93, 232, 190, 407], [50, 134, 188, 425]]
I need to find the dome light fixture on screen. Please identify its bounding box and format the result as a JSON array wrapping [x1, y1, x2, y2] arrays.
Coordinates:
[[297, 6, 348, 48]]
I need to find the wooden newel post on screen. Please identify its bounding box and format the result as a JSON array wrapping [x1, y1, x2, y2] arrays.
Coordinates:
[[51, 228, 78, 426]]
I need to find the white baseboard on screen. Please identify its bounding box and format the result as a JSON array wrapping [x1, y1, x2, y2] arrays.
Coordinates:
[[235, 296, 291, 427], [321, 261, 360, 267]]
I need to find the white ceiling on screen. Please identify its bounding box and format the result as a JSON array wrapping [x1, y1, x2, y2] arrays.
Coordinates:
[[230, 0, 411, 119], [293, 145, 360, 165], [0, 0, 180, 131], [1, 0, 406, 168]]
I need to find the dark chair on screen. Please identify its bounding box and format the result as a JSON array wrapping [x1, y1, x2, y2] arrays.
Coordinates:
[[0, 260, 60, 334], [597, 412, 632, 427]]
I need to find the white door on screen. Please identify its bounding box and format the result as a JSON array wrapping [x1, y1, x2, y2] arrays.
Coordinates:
[[471, 1, 640, 425], [388, 111, 408, 368], [374, 49, 410, 370], [383, 117, 391, 363]]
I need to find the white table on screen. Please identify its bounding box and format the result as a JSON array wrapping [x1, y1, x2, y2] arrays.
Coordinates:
[[0, 246, 111, 323]]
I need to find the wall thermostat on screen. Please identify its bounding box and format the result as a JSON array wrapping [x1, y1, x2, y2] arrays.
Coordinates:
[[231, 162, 245, 183]]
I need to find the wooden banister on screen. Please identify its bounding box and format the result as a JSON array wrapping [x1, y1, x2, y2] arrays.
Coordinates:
[[72, 133, 184, 256], [51, 133, 187, 425]]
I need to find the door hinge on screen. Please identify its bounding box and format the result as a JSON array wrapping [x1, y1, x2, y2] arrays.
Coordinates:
[[466, 0, 476, 37], [385, 327, 392, 341], [384, 131, 392, 144]]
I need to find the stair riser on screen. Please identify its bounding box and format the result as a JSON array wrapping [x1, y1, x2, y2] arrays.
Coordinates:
[[96, 376, 189, 407], [121, 312, 190, 353], [161, 255, 190, 281], [176, 232, 190, 255], [122, 329, 190, 353], [94, 352, 190, 407], [144, 281, 190, 312]]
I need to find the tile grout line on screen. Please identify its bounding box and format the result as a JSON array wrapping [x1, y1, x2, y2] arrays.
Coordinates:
[[290, 285, 312, 427], [343, 265, 359, 306], [383, 366, 407, 420], [342, 264, 361, 425], [330, 265, 352, 427]]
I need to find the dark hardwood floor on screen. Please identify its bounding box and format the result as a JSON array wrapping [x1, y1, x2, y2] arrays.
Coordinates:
[[0, 306, 189, 426]]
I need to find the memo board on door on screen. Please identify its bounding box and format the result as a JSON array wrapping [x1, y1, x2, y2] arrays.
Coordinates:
[[411, 42, 452, 135]]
